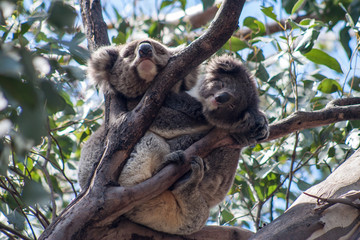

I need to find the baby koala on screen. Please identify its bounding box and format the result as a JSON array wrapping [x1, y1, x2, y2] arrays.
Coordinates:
[[199, 55, 269, 143], [118, 55, 269, 235]]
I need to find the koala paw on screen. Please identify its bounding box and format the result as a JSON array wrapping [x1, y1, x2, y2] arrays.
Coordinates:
[[231, 110, 269, 146], [171, 156, 205, 192], [154, 150, 186, 176], [189, 156, 205, 180], [163, 150, 186, 166], [249, 112, 269, 142]]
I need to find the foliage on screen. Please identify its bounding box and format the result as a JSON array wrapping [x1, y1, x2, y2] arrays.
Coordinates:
[[0, 0, 359, 238]]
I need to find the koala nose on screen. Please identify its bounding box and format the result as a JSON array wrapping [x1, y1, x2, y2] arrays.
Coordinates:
[[139, 42, 153, 58], [215, 92, 231, 104]]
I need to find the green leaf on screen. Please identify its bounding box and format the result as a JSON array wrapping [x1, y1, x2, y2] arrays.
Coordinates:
[[340, 27, 351, 59], [317, 78, 342, 94], [294, 28, 320, 54], [0, 142, 10, 176], [160, 0, 175, 9], [255, 63, 269, 82], [261, 6, 278, 22], [222, 36, 248, 51], [47, 1, 77, 31], [248, 49, 265, 62], [0, 76, 38, 109], [291, 0, 305, 14], [297, 179, 312, 191], [40, 80, 67, 114], [21, 179, 50, 207], [201, 0, 215, 10], [243, 17, 265, 36], [112, 31, 126, 45], [6, 209, 26, 231], [221, 209, 234, 222], [348, 77, 360, 92], [303, 49, 343, 73]]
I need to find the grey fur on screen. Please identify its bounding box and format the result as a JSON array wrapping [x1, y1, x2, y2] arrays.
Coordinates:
[[117, 56, 269, 234], [79, 39, 198, 189], [79, 39, 268, 235], [87, 38, 198, 98]]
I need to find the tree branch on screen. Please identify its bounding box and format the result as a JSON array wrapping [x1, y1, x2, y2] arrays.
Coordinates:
[[39, 0, 246, 239], [40, 0, 360, 238], [266, 98, 360, 142], [250, 149, 360, 239]]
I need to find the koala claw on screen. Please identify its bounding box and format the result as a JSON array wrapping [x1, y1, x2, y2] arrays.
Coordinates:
[[231, 111, 269, 146], [172, 156, 205, 192], [190, 156, 205, 180], [251, 114, 269, 141], [164, 150, 186, 165]]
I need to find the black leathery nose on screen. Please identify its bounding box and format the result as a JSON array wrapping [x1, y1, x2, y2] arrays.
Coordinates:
[[215, 92, 231, 103], [139, 42, 153, 58]]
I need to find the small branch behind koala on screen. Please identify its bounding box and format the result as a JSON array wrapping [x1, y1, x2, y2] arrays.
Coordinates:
[[266, 98, 360, 142]]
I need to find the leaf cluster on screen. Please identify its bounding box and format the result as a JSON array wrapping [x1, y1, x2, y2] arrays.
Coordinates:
[[0, 0, 359, 238]]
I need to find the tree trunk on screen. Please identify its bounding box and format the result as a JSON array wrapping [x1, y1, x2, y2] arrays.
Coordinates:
[[251, 148, 360, 240]]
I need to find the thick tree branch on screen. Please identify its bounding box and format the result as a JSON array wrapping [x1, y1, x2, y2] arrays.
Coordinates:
[[40, 0, 246, 239], [80, 0, 110, 51], [40, 0, 360, 238], [250, 148, 360, 239]]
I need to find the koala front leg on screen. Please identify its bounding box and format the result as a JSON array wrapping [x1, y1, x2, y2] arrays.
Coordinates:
[[231, 108, 269, 145]]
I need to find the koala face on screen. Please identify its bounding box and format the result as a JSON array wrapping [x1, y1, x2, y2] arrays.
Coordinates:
[[88, 38, 174, 98], [198, 55, 259, 128], [120, 39, 172, 83]]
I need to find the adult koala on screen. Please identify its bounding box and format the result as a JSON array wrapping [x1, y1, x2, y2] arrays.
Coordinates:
[[78, 38, 198, 189]]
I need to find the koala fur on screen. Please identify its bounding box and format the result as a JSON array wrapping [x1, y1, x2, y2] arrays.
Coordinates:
[[79, 38, 268, 234], [117, 55, 269, 234], [87, 38, 197, 98], [78, 38, 198, 189]]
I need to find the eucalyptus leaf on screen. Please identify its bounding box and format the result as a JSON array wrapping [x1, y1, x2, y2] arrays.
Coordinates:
[[303, 49, 343, 73], [261, 6, 278, 22], [317, 78, 342, 94]]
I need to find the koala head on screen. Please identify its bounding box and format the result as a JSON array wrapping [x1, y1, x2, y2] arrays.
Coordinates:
[[120, 39, 171, 83], [198, 55, 259, 129], [88, 39, 176, 98]]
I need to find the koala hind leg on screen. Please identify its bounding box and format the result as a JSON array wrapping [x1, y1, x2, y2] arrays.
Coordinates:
[[126, 154, 209, 235], [170, 156, 209, 234], [119, 132, 170, 186]]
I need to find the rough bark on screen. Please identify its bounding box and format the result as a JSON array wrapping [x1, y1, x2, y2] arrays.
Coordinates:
[[37, 1, 360, 239], [39, 0, 246, 239]]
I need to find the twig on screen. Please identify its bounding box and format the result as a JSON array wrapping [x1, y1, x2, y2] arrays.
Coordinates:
[[303, 191, 360, 210], [0, 222, 32, 240]]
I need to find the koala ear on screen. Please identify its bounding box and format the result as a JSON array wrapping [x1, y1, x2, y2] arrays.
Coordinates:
[[209, 55, 243, 75]]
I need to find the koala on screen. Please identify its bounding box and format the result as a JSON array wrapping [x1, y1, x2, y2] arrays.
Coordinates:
[[78, 37, 268, 234], [78, 38, 198, 189], [87, 38, 197, 98], [117, 55, 269, 234]]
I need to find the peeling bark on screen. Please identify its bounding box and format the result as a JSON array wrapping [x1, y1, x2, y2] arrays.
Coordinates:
[[39, 0, 246, 239], [37, 0, 360, 239], [251, 149, 360, 240]]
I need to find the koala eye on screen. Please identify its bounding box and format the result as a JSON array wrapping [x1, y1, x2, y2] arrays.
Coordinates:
[[213, 79, 224, 88], [153, 44, 167, 55], [122, 45, 136, 58]]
